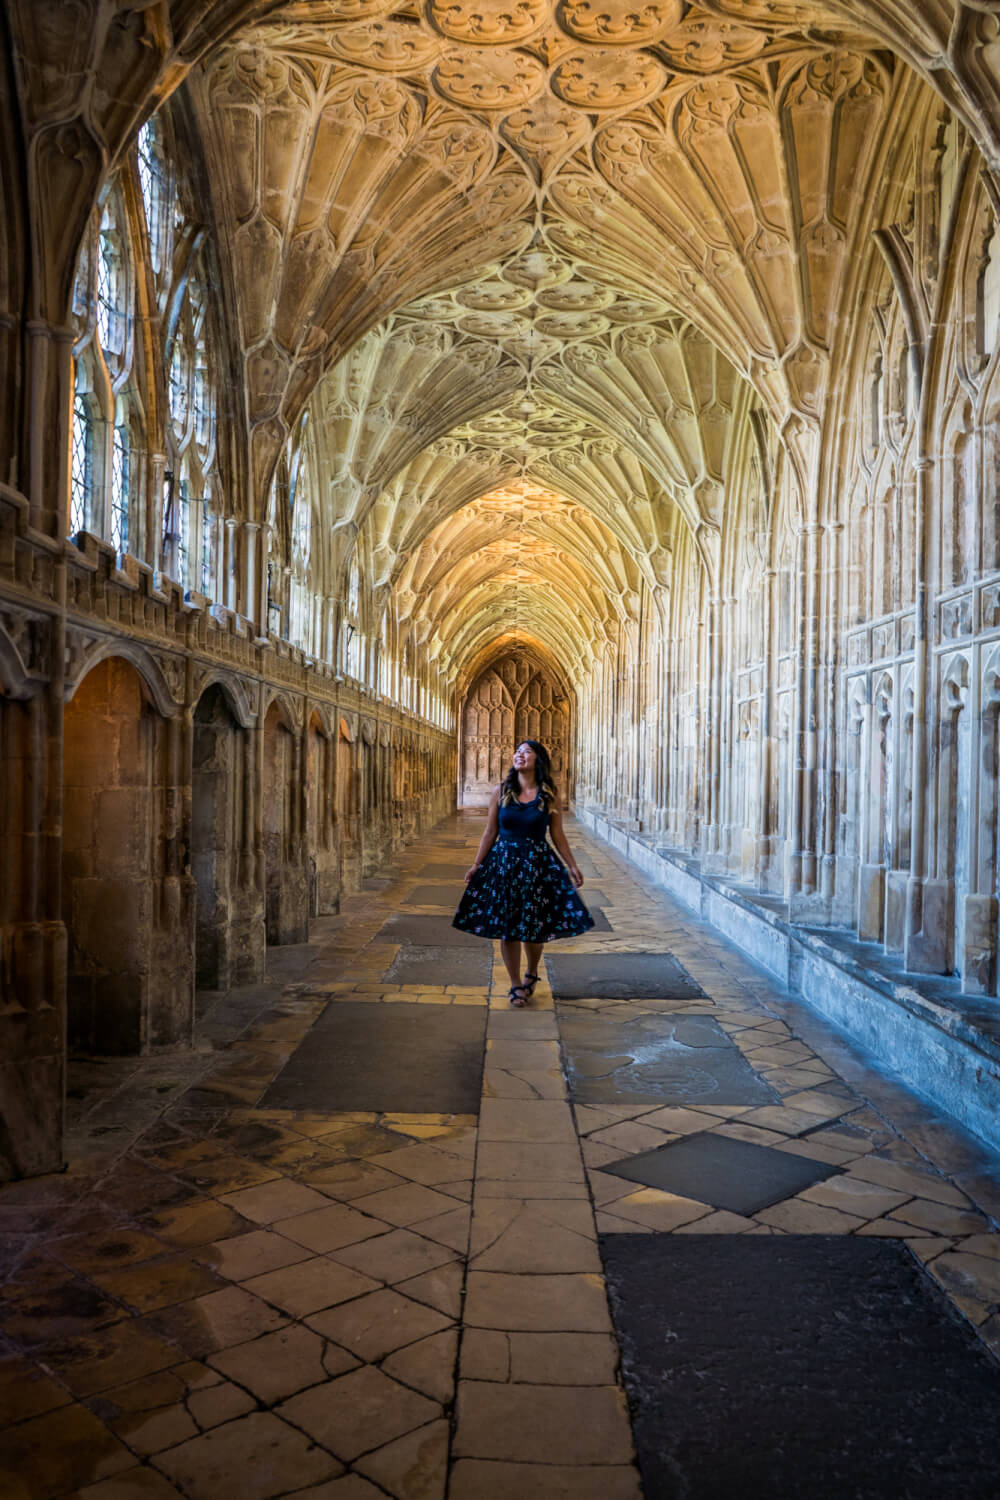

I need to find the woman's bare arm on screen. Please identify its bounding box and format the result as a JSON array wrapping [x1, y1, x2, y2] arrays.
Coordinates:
[[548, 796, 583, 887], [465, 788, 500, 882]]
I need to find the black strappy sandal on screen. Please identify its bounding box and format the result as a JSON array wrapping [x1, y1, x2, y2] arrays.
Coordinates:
[[521, 972, 540, 999], [508, 984, 529, 1008]]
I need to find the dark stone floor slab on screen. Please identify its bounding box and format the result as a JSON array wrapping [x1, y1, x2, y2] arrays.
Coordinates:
[[260, 1000, 486, 1113], [547, 953, 704, 1000], [403, 884, 467, 907], [606, 1130, 838, 1213], [384, 943, 493, 988], [581, 905, 612, 933], [375, 913, 483, 947], [558, 1011, 778, 1107], [417, 862, 472, 879], [602, 1235, 1000, 1500]]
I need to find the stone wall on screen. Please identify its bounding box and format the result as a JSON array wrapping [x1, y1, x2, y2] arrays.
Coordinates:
[[0, 489, 456, 1182]]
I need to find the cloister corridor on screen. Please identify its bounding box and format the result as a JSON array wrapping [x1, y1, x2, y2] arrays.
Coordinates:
[[6, 0, 1000, 1494]]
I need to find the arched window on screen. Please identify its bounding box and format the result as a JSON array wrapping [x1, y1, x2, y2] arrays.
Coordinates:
[[70, 186, 135, 550], [165, 247, 219, 594]]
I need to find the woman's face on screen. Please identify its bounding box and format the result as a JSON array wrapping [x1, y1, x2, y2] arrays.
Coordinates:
[[512, 742, 536, 773]]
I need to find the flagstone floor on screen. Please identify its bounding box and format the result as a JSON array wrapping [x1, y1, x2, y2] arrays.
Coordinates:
[[3, 810, 1000, 1499]]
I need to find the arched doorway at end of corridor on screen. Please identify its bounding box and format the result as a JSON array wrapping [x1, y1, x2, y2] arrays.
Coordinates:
[[459, 650, 574, 807]]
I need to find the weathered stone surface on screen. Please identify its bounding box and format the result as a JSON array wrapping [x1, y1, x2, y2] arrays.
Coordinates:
[[154, 1412, 342, 1499]]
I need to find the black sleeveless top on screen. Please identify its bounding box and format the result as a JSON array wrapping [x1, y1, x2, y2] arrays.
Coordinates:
[[497, 791, 549, 843]]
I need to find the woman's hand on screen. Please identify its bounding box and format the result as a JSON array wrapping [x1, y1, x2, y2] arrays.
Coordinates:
[[464, 864, 480, 884], [569, 865, 584, 888]]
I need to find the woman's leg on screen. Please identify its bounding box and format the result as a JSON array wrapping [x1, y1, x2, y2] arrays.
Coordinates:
[[522, 941, 544, 994], [500, 938, 523, 989]]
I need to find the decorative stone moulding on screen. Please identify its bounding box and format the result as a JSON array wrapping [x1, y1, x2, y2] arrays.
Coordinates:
[[428, 0, 550, 46], [433, 47, 547, 110]]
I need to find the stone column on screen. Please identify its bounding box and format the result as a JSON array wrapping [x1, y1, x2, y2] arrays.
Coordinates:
[[224, 519, 239, 612], [820, 522, 845, 912], [757, 565, 778, 891], [25, 319, 75, 538], [789, 520, 822, 910], [905, 454, 948, 971], [702, 591, 724, 871]]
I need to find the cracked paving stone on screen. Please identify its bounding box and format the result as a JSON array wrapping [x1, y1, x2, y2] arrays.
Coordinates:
[[454, 1381, 633, 1464], [153, 1411, 343, 1499], [277, 1364, 441, 1463], [307, 1287, 452, 1362], [353, 1417, 449, 1500], [208, 1322, 358, 1402]]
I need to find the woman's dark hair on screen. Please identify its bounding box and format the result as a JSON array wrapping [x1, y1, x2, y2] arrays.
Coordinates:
[[501, 740, 557, 808]]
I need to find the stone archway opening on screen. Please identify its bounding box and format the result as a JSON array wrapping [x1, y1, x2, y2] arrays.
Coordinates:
[[459, 650, 574, 808], [62, 655, 191, 1053], [262, 700, 307, 946], [191, 683, 262, 990]]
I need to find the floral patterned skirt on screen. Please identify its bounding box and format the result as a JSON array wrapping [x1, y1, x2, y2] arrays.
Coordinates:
[[452, 836, 595, 943]]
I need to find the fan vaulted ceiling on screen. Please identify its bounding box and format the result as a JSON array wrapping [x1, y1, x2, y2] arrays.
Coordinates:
[[189, 0, 915, 683]]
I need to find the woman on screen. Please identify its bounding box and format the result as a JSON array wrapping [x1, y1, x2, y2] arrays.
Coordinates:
[[453, 740, 594, 1006]]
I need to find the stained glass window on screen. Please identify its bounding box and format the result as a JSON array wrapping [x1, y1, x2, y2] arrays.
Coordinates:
[[71, 393, 93, 534], [111, 423, 130, 553]]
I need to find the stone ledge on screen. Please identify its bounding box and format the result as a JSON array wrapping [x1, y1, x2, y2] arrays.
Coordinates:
[[579, 807, 1000, 1155]]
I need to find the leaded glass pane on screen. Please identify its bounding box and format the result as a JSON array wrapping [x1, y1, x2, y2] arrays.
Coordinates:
[[71, 393, 92, 534], [136, 120, 165, 273], [177, 477, 191, 584], [170, 338, 189, 434], [201, 500, 213, 596], [111, 424, 130, 553], [97, 207, 126, 358], [73, 232, 92, 320], [194, 349, 212, 452]]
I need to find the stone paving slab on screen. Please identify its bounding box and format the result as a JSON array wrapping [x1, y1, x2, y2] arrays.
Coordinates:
[[383, 945, 493, 988], [4, 810, 1000, 1500], [260, 1002, 487, 1114], [559, 1010, 780, 1107], [604, 1129, 842, 1216], [375, 914, 484, 947], [547, 953, 705, 1000], [403, 884, 468, 906], [602, 1234, 1000, 1499]]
